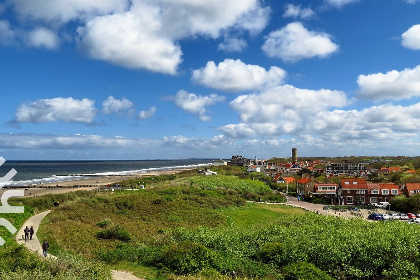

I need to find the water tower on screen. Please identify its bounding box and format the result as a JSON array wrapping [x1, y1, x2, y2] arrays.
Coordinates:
[[292, 148, 297, 163]]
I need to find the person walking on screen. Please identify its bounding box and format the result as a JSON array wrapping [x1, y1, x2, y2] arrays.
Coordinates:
[[24, 226, 29, 241], [42, 240, 49, 257], [29, 226, 34, 240]]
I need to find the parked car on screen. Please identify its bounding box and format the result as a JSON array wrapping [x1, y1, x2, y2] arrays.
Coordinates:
[[400, 214, 409, 220], [378, 202, 390, 209], [390, 214, 401, 220], [368, 213, 384, 220], [382, 213, 391, 220], [407, 213, 417, 220], [413, 218, 420, 224]]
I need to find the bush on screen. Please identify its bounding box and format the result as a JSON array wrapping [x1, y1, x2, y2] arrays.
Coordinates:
[[282, 261, 333, 280], [96, 220, 111, 228], [256, 242, 285, 265], [96, 226, 131, 242], [162, 241, 220, 275]]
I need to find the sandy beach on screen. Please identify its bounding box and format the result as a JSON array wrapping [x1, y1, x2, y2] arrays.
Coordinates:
[[1, 169, 186, 198]]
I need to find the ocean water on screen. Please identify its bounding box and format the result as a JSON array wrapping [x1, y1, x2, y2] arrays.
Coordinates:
[[0, 159, 213, 187]]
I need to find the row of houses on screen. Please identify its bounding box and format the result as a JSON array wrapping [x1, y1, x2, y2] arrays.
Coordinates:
[[293, 176, 420, 206]]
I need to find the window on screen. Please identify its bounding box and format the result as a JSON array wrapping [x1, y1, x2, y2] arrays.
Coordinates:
[[355, 196, 365, 203], [347, 190, 350, 194], [353, 182, 357, 185], [345, 182, 350, 185], [382, 189, 389, 195], [346, 196, 353, 204], [371, 190, 379, 194], [370, 197, 378, 204], [391, 189, 399, 195], [356, 190, 365, 194]]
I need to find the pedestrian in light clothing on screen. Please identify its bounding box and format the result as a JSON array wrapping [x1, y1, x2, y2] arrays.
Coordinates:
[[29, 226, 34, 240], [42, 240, 49, 257], [24, 226, 29, 241]]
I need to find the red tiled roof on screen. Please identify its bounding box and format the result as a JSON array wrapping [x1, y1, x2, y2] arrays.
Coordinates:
[[283, 177, 295, 183], [388, 167, 402, 172], [405, 183, 420, 193], [340, 178, 368, 189], [406, 170, 416, 174], [367, 183, 380, 191], [297, 177, 311, 184], [379, 183, 399, 190]]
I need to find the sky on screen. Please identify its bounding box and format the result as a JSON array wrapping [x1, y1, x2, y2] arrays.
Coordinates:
[[1, 0, 420, 160]]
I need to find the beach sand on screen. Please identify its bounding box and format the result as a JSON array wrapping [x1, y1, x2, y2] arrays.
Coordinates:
[[1, 169, 187, 198]]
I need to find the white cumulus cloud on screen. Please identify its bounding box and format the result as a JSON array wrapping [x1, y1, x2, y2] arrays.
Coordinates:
[[283, 4, 315, 19], [102, 96, 134, 115], [12, 0, 127, 22], [173, 90, 226, 122], [402, 25, 420, 50], [157, 0, 269, 39], [16, 97, 96, 123], [324, 0, 359, 8], [221, 85, 348, 138], [77, 10, 182, 75], [26, 28, 59, 49], [192, 59, 286, 92], [138, 106, 157, 119], [218, 37, 247, 52], [357, 65, 420, 100], [261, 22, 339, 62]]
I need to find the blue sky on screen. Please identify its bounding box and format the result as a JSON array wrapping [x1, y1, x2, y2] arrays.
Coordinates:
[[1, 0, 420, 160]]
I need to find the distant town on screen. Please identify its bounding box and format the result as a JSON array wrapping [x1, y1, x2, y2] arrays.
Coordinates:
[[212, 148, 420, 207]]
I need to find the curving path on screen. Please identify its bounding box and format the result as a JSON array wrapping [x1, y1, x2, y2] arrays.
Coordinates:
[[16, 210, 143, 280]]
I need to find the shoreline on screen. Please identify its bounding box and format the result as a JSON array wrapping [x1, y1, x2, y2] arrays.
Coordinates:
[[1, 169, 188, 197]]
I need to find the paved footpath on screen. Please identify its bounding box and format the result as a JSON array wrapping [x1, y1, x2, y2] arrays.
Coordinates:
[[16, 210, 143, 280]]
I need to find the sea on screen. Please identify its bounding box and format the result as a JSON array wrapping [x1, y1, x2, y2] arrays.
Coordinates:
[[0, 159, 214, 187]]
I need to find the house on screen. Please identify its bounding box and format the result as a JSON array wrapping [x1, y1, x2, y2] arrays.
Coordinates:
[[212, 159, 227, 166], [368, 183, 400, 204], [273, 174, 295, 184], [402, 183, 420, 197], [326, 162, 368, 176], [296, 176, 316, 196], [313, 183, 337, 204], [338, 178, 368, 205]]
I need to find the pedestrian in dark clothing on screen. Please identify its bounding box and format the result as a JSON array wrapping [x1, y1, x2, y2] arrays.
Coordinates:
[[24, 226, 29, 241], [42, 240, 49, 257], [29, 226, 34, 240]]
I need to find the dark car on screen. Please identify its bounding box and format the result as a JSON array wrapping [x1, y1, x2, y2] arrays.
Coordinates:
[[368, 213, 384, 220]]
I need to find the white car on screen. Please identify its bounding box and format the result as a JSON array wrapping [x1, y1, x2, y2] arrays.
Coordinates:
[[390, 214, 401, 220], [400, 214, 409, 220], [382, 214, 391, 220], [413, 218, 420, 224]]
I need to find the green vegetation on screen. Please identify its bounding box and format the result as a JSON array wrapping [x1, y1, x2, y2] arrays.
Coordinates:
[[6, 166, 420, 279], [0, 202, 110, 279], [0, 243, 111, 279]]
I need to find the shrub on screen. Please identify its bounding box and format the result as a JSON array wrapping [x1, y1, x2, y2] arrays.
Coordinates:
[[162, 241, 220, 275], [96, 220, 111, 228], [282, 261, 333, 280], [96, 226, 131, 242], [256, 242, 285, 265]]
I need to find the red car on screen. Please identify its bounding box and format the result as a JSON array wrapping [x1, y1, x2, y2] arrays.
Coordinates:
[[407, 213, 417, 219]]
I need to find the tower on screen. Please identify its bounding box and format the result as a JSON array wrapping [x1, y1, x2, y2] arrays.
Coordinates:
[[292, 148, 297, 163]]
